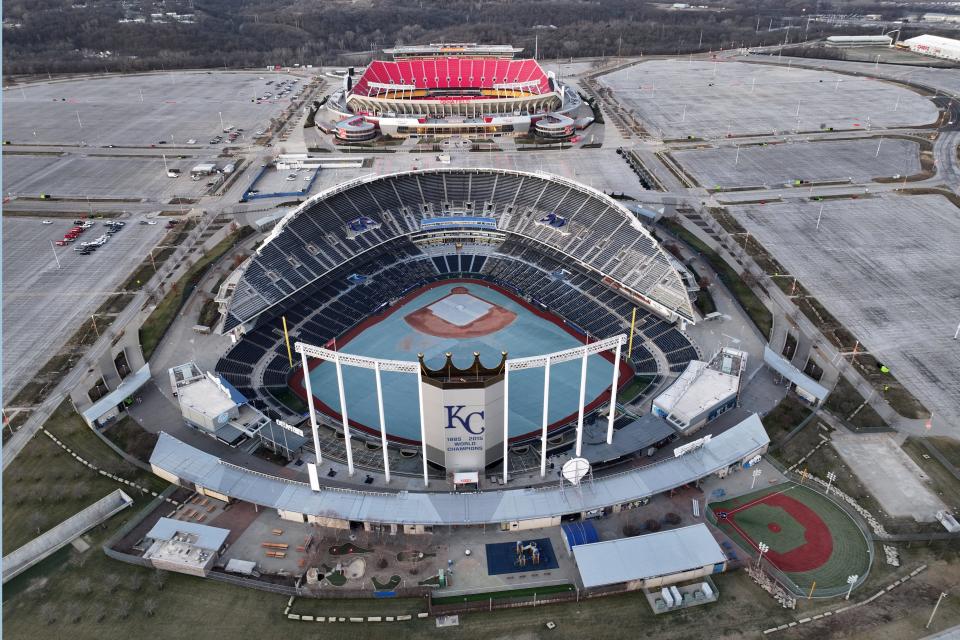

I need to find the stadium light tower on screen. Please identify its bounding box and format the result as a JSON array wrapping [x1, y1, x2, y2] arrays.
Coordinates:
[[751, 468, 762, 489], [826, 470, 837, 495], [756, 541, 769, 568], [845, 574, 859, 600]]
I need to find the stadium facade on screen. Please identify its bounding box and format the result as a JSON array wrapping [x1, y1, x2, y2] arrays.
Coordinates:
[[324, 43, 583, 139]]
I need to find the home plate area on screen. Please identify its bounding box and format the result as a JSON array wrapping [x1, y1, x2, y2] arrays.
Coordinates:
[[404, 285, 517, 338]]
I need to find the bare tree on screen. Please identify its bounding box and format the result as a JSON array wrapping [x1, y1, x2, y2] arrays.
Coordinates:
[[40, 603, 57, 625], [143, 599, 159, 618], [75, 577, 92, 595], [152, 569, 168, 592], [66, 602, 83, 623], [116, 600, 131, 620], [104, 574, 121, 594], [71, 482, 90, 501], [28, 511, 46, 536], [129, 574, 144, 592]]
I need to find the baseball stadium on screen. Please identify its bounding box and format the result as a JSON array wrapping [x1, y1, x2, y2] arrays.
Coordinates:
[[323, 43, 584, 140], [140, 167, 775, 530]]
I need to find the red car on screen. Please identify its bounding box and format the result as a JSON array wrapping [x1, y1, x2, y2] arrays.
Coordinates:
[[55, 240, 67, 246]]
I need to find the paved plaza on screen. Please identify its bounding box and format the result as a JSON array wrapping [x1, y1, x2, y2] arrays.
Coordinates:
[[831, 432, 947, 522]]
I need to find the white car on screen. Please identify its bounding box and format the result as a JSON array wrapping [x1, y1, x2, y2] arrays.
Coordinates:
[[146, 220, 158, 225], [42, 219, 53, 224], [186, 139, 197, 144]]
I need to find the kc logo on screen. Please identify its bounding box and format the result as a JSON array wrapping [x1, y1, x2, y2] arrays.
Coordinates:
[[444, 405, 485, 435]]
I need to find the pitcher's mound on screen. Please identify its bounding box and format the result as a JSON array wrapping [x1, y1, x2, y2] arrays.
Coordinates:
[[405, 286, 516, 338]]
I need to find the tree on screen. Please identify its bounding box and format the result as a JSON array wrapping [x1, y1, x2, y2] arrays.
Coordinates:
[[40, 603, 57, 625], [104, 574, 121, 594], [75, 577, 92, 595], [152, 569, 168, 592], [66, 602, 83, 623], [143, 599, 159, 618], [28, 511, 46, 535]]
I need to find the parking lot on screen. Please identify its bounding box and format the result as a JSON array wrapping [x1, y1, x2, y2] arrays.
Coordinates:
[[599, 60, 939, 139], [370, 148, 649, 197], [2, 216, 167, 399], [671, 137, 921, 189], [727, 193, 960, 429], [2, 70, 303, 146], [3, 153, 220, 201]]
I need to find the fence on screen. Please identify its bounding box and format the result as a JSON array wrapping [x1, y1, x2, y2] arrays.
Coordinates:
[[428, 581, 634, 616]]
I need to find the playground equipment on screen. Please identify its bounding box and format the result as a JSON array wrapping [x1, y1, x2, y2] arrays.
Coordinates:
[[515, 541, 545, 568]]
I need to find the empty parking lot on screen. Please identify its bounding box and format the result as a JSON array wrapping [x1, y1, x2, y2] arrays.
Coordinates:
[[727, 193, 960, 430], [671, 137, 921, 189], [2, 70, 302, 146], [599, 60, 939, 139], [2, 217, 167, 399]]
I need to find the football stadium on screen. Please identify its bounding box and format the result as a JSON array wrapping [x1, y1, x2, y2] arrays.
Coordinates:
[[323, 43, 584, 139]]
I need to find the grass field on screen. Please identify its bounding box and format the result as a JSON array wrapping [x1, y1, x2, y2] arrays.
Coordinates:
[[139, 225, 252, 360], [710, 483, 871, 595], [2, 401, 168, 555]]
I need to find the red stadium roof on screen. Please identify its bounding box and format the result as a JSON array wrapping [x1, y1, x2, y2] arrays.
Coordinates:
[[351, 58, 552, 97]]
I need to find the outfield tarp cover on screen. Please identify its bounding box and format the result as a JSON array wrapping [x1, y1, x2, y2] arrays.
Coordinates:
[[149, 414, 768, 526], [572, 523, 726, 588]]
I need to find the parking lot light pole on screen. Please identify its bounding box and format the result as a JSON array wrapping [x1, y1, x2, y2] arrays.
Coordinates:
[[49, 241, 61, 270], [926, 592, 948, 629]]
